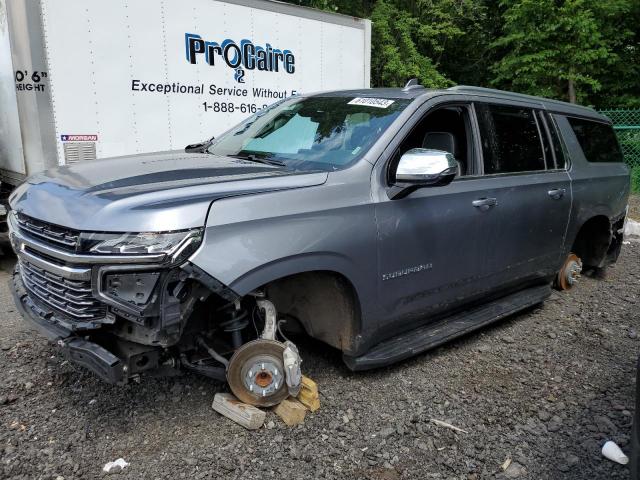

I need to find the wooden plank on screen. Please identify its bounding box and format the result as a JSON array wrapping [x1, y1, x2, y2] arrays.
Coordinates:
[[212, 393, 266, 430], [297, 376, 320, 412], [300, 376, 319, 394], [273, 397, 307, 426]]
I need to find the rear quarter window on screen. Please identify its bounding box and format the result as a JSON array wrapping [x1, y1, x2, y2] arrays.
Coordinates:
[[567, 117, 624, 163]]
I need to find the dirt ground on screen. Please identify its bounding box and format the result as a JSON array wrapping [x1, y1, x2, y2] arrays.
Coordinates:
[[629, 194, 640, 220], [1, 243, 639, 480]]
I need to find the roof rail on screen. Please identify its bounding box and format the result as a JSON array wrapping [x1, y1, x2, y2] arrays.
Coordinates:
[[448, 85, 546, 101], [447, 85, 587, 109], [446, 85, 604, 119], [403, 78, 423, 91]]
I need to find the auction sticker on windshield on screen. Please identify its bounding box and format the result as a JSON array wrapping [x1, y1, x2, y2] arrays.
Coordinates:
[[348, 97, 395, 108]]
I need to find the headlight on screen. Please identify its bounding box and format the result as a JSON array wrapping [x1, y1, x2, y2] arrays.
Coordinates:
[[79, 229, 203, 258]]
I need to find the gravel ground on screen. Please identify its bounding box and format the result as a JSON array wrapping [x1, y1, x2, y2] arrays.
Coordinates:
[[1, 243, 639, 480]]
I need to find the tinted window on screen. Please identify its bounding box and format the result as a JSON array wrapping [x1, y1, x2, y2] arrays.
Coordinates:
[[476, 104, 546, 174], [567, 117, 624, 163], [392, 105, 473, 180]]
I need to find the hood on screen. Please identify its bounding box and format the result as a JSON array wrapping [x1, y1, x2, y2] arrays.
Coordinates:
[[10, 151, 327, 231]]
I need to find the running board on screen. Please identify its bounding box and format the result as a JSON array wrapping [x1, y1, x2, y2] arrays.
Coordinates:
[[344, 284, 551, 371]]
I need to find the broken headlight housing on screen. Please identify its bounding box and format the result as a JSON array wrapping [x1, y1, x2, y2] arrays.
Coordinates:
[[79, 228, 203, 261]]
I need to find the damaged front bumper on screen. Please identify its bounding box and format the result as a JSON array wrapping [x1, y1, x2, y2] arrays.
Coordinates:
[[8, 211, 237, 384], [12, 269, 125, 383]]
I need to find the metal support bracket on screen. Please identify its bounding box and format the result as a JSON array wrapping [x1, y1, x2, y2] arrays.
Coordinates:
[[256, 298, 277, 341]]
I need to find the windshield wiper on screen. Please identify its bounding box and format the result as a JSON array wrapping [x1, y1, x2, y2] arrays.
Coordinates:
[[230, 153, 286, 167]]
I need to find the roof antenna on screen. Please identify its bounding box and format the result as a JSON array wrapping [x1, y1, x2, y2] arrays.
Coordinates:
[[403, 78, 422, 91]]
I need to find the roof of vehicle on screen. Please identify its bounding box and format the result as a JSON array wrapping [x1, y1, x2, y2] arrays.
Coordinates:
[[313, 84, 609, 123], [314, 87, 429, 100], [446, 85, 608, 122]]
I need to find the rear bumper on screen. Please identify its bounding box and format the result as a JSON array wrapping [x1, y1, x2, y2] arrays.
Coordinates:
[[11, 268, 126, 384]]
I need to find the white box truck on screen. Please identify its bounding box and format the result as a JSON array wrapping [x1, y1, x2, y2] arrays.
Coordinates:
[[0, 0, 371, 188]]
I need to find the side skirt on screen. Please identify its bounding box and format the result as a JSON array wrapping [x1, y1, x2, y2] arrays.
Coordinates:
[[343, 284, 551, 370]]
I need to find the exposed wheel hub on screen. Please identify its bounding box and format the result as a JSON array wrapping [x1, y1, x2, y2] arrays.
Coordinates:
[[557, 253, 583, 290], [227, 339, 288, 407], [565, 260, 582, 286], [242, 358, 283, 397]]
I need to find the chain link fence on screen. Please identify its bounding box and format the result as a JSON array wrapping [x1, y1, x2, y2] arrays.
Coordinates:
[[600, 109, 640, 192]]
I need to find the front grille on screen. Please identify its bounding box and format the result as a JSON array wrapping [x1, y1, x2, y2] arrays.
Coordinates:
[[19, 260, 106, 320], [16, 213, 79, 252]]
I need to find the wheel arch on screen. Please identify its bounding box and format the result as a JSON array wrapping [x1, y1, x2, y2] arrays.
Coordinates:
[[229, 254, 364, 355], [570, 214, 617, 268]]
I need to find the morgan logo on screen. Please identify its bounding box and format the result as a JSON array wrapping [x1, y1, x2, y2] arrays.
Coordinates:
[[185, 33, 295, 83], [61, 135, 98, 142]]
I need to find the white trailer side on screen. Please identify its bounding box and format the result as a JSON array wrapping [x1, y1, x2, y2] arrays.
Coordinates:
[[0, 0, 25, 181], [0, 0, 371, 185]]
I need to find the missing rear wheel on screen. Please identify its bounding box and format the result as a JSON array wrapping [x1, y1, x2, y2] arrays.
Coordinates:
[[555, 253, 583, 291]]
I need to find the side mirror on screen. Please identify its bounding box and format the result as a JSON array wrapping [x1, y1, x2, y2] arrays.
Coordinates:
[[185, 136, 214, 153], [389, 148, 458, 200]]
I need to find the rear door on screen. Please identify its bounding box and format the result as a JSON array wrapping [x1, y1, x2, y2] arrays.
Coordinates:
[[473, 102, 572, 291]]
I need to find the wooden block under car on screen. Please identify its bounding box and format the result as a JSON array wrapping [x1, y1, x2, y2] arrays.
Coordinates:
[[300, 376, 319, 394], [212, 393, 266, 430], [296, 376, 320, 412], [273, 397, 307, 426]]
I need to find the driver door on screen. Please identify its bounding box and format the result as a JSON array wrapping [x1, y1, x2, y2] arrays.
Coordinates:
[[374, 103, 496, 333]]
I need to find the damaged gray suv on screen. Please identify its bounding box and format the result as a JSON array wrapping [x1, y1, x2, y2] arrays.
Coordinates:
[[9, 84, 630, 406]]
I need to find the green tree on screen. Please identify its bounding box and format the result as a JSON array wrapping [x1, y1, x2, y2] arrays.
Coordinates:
[[287, 0, 486, 88], [593, 0, 640, 107], [370, 0, 486, 88], [371, 0, 448, 87], [490, 0, 634, 104], [285, 0, 640, 107]]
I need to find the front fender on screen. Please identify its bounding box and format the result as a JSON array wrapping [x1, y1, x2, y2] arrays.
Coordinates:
[[187, 174, 379, 347]]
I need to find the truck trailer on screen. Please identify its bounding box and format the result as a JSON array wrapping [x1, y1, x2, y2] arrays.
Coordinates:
[[0, 0, 371, 197]]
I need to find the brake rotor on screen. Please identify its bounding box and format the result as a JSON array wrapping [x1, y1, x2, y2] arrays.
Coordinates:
[[556, 253, 583, 290], [226, 339, 288, 407]]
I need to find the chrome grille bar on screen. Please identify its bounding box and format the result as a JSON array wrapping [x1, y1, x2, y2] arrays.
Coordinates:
[[22, 265, 94, 304], [16, 213, 79, 251], [17, 245, 91, 281], [8, 210, 163, 325], [20, 260, 106, 320]]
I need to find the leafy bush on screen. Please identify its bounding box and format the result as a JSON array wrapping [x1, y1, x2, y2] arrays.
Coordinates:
[[631, 166, 640, 194]]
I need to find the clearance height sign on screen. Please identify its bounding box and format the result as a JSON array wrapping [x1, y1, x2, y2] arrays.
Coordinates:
[[39, 0, 370, 160]]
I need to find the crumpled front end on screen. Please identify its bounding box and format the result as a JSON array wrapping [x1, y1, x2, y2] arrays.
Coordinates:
[[8, 210, 236, 384]]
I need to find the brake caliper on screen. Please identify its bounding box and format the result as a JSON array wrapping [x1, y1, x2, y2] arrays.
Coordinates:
[[282, 340, 302, 396]]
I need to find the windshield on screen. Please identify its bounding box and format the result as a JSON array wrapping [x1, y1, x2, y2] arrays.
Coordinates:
[[207, 96, 411, 171]]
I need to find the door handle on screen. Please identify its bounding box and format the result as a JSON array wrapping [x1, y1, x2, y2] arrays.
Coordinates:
[[472, 198, 498, 211], [548, 188, 566, 200]]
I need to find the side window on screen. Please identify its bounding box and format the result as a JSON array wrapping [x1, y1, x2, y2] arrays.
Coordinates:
[[389, 105, 475, 182], [476, 103, 546, 174], [567, 117, 624, 163]]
